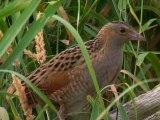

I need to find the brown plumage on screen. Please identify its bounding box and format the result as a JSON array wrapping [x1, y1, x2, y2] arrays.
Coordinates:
[[25, 21, 145, 119]]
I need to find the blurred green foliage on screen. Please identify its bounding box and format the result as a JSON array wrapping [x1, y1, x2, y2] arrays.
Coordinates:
[[0, 0, 160, 119]]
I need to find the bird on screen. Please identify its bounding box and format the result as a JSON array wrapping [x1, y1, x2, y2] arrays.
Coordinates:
[[21, 21, 145, 119]]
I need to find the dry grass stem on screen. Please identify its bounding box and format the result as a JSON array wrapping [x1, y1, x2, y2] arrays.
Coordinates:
[[24, 49, 37, 61], [12, 74, 34, 120], [35, 12, 46, 64], [0, 31, 4, 64], [36, 12, 42, 20], [0, 30, 3, 40], [35, 29, 46, 64], [58, 6, 74, 43], [0, 30, 20, 66], [7, 46, 21, 67], [24, 13, 46, 64]]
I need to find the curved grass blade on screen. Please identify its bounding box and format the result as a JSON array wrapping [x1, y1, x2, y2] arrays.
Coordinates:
[[0, 0, 41, 58], [0, 0, 31, 19], [0, 69, 62, 120], [97, 77, 150, 120], [53, 15, 106, 119], [0, 0, 63, 69]]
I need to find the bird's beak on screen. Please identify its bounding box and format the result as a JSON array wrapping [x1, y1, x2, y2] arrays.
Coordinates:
[[129, 31, 146, 41]]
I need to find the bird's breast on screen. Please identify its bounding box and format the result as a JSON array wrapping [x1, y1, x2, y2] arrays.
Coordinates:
[[93, 49, 123, 88]]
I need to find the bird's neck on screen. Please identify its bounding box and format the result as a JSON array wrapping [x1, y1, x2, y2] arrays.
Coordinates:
[[94, 35, 123, 53], [91, 37, 104, 52]]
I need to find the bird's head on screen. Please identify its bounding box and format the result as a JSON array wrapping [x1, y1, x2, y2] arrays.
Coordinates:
[[98, 21, 145, 48]]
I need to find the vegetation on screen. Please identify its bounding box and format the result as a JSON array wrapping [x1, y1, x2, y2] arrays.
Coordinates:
[[0, 0, 160, 120]]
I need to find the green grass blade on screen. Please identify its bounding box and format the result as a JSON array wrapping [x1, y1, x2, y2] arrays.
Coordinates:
[[35, 105, 48, 120], [53, 15, 106, 118], [0, 0, 31, 19], [127, 0, 140, 25], [0, 0, 63, 69], [141, 18, 157, 33], [147, 53, 160, 78], [111, 0, 121, 19], [137, 52, 149, 66], [118, 104, 129, 120], [97, 79, 149, 119], [0, 0, 41, 58], [0, 19, 8, 32], [53, 15, 100, 94], [0, 69, 62, 120]]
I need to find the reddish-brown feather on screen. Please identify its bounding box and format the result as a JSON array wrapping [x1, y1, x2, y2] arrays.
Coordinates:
[[43, 71, 70, 93]]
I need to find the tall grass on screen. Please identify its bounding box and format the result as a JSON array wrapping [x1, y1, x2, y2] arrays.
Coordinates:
[[0, 0, 160, 120]]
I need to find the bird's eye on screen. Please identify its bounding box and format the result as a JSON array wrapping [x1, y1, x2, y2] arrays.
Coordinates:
[[119, 27, 126, 33]]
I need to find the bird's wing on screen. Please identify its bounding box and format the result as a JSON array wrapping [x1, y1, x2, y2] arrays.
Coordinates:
[[27, 40, 95, 93]]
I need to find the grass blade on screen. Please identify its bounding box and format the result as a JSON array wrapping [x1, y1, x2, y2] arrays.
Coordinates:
[[0, 0, 31, 19], [0, 0, 63, 69], [53, 15, 106, 118], [0, 0, 41, 58]]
